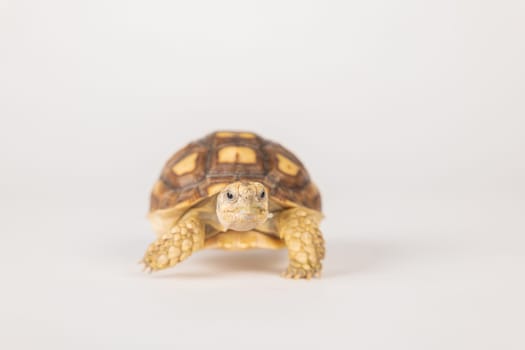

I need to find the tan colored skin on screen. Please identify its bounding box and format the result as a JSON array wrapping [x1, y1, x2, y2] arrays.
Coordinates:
[[142, 181, 325, 279], [216, 182, 269, 231], [278, 207, 325, 279]]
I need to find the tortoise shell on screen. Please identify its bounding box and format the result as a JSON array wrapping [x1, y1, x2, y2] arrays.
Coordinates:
[[150, 131, 321, 213]]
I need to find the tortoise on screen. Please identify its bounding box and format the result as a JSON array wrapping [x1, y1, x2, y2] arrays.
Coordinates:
[[142, 131, 325, 279]]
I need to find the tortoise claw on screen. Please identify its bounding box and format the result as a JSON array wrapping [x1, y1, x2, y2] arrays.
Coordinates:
[[281, 266, 318, 280]]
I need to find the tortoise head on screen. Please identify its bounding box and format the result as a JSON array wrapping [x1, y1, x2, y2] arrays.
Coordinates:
[[216, 181, 270, 231]]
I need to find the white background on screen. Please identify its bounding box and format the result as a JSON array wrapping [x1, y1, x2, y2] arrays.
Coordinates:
[[1, 1, 524, 349]]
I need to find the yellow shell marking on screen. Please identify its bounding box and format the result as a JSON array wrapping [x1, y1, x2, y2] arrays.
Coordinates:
[[171, 153, 198, 175], [152, 180, 166, 195], [216, 132, 236, 138], [276, 153, 300, 176], [218, 146, 257, 164], [207, 183, 228, 196], [216, 131, 256, 139]]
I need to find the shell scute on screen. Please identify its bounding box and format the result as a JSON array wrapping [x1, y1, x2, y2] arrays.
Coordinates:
[[149, 131, 321, 212]]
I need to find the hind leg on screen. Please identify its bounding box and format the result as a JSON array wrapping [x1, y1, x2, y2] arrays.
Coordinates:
[[142, 213, 205, 272], [278, 208, 325, 279]]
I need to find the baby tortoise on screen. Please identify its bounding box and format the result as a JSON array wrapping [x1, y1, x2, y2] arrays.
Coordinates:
[[142, 131, 325, 279]]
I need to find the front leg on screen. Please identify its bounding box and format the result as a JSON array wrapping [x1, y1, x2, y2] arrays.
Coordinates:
[[142, 214, 205, 272], [278, 207, 325, 279]]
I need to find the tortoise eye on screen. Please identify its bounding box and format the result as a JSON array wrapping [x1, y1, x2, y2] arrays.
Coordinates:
[[260, 190, 265, 199], [226, 191, 234, 200]]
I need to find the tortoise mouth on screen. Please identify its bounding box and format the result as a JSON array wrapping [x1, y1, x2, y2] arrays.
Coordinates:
[[223, 217, 261, 231], [236, 212, 259, 221], [217, 208, 268, 231]]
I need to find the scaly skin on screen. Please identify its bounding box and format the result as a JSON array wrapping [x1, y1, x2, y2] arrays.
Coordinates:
[[278, 208, 325, 279], [142, 205, 325, 279], [142, 214, 205, 272]]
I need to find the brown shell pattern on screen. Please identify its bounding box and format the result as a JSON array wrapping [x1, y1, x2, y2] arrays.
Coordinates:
[[150, 131, 321, 212]]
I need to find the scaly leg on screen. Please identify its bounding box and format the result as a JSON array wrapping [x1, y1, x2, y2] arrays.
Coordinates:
[[278, 207, 325, 279], [142, 213, 205, 272]]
